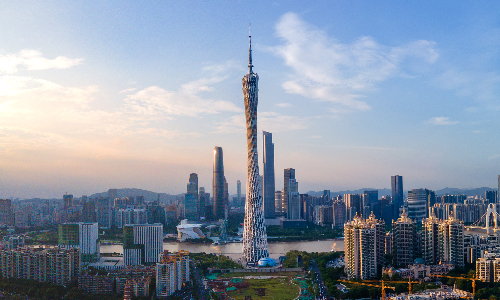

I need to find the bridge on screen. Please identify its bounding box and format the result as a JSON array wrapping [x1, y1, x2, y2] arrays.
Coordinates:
[[472, 203, 500, 234]]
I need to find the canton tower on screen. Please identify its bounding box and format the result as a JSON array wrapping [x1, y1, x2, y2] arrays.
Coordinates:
[[242, 33, 269, 263]]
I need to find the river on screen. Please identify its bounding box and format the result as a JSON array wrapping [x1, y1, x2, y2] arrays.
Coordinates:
[[101, 239, 344, 261]]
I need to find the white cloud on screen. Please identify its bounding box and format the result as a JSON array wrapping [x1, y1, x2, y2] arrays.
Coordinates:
[[269, 12, 438, 111], [427, 117, 458, 125], [125, 85, 241, 117], [276, 102, 293, 108], [0, 49, 83, 74]]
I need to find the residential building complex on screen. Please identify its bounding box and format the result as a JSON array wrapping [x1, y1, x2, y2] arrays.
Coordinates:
[[344, 212, 385, 279]]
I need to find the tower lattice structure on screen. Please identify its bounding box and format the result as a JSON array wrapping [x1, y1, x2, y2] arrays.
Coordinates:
[[242, 34, 269, 263]]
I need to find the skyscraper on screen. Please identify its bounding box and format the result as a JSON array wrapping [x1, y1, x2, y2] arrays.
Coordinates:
[[198, 187, 207, 219], [123, 223, 163, 266], [263, 131, 275, 219], [58, 222, 100, 265], [283, 168, 295, 217], [234, 180, 241, 208], [407, 188, 431, 222], [212, 147, 225, 220], [287, 179, 300, 220], [185, 173, 198, 221], [242, 34, 269, 263], [391, 175, 403, 219]]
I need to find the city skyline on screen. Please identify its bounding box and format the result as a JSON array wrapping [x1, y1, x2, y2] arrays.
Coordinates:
[[2, 2, 500, 199]]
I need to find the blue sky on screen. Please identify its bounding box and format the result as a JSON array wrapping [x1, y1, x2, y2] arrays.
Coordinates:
[[1, 1, 500, 199]]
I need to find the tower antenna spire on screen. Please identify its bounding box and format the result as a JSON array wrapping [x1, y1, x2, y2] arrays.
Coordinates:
[[248, 23, 253, 74]]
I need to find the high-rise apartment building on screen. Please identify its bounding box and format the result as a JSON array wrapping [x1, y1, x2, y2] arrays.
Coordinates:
[[391, 175, 403, 219], [123, 224, 163, 266], [58, 222, 100, 264], [213, 147, 225, 220], [333, 200, 346, 227], [0, 246, 80, 286], [283, 168, 295, 217], [115, 208, 148, 228], [263, 131, 275, 219], [0, 199, 13, 226], [344, 213, 385, 279], [439, 214, 464, 268], [287, 179, 300, 220], [156, 251, 190, 297], [185, 173, 198, 221], [392, 209, 417, 267], [242, 35, 269, 263], [422, 212, 440, 265]]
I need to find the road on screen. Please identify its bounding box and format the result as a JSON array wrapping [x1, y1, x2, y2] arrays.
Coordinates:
[[310, 259, 329, 300]]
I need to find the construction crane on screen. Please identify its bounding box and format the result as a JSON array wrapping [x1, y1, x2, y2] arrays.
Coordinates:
[[429, 274, 478, 298], [362, 278, 420, 294], [339, 280, 395, 300]]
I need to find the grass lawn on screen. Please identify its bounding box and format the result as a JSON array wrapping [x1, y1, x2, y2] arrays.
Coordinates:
[[226, 277, 299, 300]]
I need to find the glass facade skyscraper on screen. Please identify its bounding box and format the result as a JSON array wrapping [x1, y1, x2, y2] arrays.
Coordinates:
[[263, 131, 275, 219]]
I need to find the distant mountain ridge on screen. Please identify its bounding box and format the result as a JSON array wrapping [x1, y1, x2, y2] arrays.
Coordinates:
[[90, 188, 180, 203]]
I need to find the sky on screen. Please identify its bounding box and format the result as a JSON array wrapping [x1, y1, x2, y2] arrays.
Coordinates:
[[1, 1, 500, 199]]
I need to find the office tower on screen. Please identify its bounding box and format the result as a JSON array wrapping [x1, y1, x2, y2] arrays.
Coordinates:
[[185, 173, 198, 221], [392, 209, 417, 267], [263, 131, 275, 219], [63, 194, 73, 210], [344, 213, 385, 279], [275, 191, 282, 215], [147, 200, 165, 225], [391, 175, 403, 219], [439, 214, 464, 268], [332, 200, 346, 227], [344, 194, 361, 221], [213, 146, 225, 220], [236, 180, 242, 207], [0, 199, 13, 226], [58, 222, 100, 264], [407, 188, 432, 222], [224, 177, 229, 219], [287, 179, 300, 220], [242, 35, 269, 263], [363, 190, 378, 218], [498, 175, 500, 203], [96, 197, 112, 228], [283, 168, 295, 216], [486, 191, 498, 204], [379, 195, 393, 224], [198, 187, 207, 218], [422, 212, 440, 265], [156, 251, 190, 297], [82, 200, 96, 222], [123, 224, 163, 266]]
